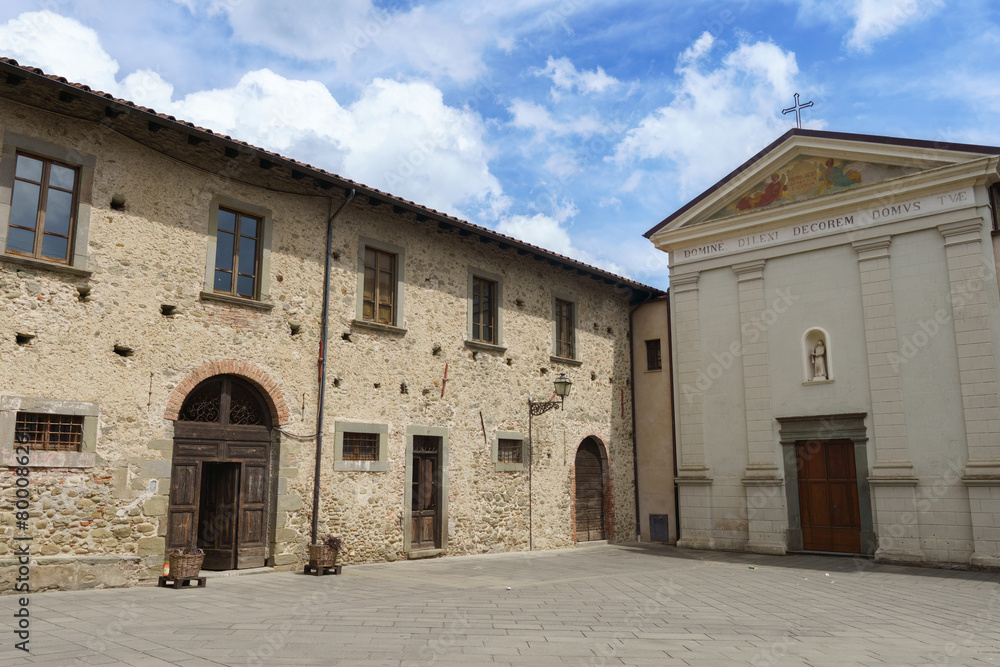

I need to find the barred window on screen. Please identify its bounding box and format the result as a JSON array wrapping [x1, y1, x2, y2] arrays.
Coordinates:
[[15, 412, 84, 452], [342, 432, 378, 461], [497, 438, 522, 464]]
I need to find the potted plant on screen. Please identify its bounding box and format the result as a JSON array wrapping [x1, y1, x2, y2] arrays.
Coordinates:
[[168, 546, 205, 579], [308, 534, 342, 570]]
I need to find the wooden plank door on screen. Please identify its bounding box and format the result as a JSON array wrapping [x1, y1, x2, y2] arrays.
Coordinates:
[[198, 462, 240, 570], [167, 460, 200, 552], [796, 440, 861, 553], [237, 461, 269, 569], [411, 437, 439, 550], [575, 440, 605, 541]]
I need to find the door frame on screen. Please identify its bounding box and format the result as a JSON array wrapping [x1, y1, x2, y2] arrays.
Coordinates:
[[778, 414, 876, 554], [403, 425, 449, 556], [168, 374, 276, 569], [572, 435, 610, 543]]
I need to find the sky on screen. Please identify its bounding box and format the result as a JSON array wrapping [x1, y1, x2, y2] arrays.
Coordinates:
[[0, 0, 997, 289]]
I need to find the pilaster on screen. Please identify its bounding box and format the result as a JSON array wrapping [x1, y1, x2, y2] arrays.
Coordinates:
[[853, 236, 922, 564], [939, 219, 1000, 568], [733, 260, 785, 555]]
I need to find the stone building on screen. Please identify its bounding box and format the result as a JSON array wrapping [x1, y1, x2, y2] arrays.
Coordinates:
[[647, 129, 1000, 569], [0, 58, 667, 592]]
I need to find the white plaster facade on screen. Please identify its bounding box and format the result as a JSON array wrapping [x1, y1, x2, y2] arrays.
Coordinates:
[[648, 129, 1000, 569]]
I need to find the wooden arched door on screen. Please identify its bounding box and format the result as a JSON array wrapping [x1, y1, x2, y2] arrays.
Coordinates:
[[574, 438, 605, 542], [167, 375, 273, 570]]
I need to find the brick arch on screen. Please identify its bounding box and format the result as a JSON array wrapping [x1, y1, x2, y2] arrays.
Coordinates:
[[570, 435, 616, 541], [164, 360, 291, 425]]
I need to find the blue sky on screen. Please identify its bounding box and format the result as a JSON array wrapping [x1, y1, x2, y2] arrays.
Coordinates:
[[0, 0, 997, 289]]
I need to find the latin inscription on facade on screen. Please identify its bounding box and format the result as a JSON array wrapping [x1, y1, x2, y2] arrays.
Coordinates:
[[674, 187, 973, 264]]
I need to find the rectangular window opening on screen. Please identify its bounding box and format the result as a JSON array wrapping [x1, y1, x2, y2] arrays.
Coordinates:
[[15, 412, 84, 452], [497, 438, 522, 464], [472, 276, 497, 344], [555, 298, 574, 359], [646, 339, 662, 371], [363, 246, 396, 325], [214, 207, 262, 299], [6, 152, 80, 263], [342, 432, 378, 461]]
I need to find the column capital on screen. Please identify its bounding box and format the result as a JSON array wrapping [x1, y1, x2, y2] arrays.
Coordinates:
[[670, 271, 700, 293], [733, 259, 766, 281], [938, 218, 984, 246], [852, 235, 892, 261]]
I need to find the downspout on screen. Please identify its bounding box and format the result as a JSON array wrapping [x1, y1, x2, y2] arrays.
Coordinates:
[[311, 188, 356, 546], [667, 291, 679, 543], [628, 290, 655, 540]]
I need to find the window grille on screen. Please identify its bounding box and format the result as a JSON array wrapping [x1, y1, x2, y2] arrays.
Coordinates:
[[15, 412, 84, 452], [497, 438, 522, 464], [343, 432, 378, 461]]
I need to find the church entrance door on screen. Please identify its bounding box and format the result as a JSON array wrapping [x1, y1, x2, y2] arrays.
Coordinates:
[[575, 438, 605, 542], [796, 440, 862, 553], [168, 375, 274, 570], [410, 436, 440, 551]]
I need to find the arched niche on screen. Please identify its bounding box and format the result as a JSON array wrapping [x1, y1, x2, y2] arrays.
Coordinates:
[[802, 327, 833, 383]]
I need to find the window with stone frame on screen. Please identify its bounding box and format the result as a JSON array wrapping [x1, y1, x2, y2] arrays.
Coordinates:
[[5, 152, 80, 264], [492, 432, 526, 472], [554, 298, 575, 359], [213, 207, 263, 299], [342, 431, 378, 461], [334, 421, 389, 471], [14, 412, 84, 452], [362, 246, 397, 325], [471, 275, 497, 344]]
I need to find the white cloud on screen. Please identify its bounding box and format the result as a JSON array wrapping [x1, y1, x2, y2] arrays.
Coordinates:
[[508, 99, 606, 138], [790, 0, 942, 53], [0, 11, 120, 93], [496, 212, 625, 275], [0, 11, 504, 216], [844, 0, 942, 52], [535, 56, 621, 98], [611, 32, 811, 197]]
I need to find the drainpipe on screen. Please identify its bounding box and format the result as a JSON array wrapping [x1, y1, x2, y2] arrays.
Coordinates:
[[628, 291, 655, 541], [311, 188, 356, 546]]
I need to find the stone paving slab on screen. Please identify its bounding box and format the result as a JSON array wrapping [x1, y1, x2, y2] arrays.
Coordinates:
[[0, 543, 999, 665]]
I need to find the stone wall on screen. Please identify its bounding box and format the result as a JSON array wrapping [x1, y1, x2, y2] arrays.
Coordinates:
[[0, 96, 641, 591]]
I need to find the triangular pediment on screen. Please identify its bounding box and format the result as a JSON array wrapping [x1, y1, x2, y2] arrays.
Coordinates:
[[646, 130, 1000, 242], [705, 154, 920, 222]]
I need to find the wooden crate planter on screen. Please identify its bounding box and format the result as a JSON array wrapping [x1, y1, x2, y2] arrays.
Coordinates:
[[305, 544, 341, 576]]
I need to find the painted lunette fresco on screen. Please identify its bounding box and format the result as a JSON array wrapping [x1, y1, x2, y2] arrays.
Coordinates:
[[707, 155, 922, 221]]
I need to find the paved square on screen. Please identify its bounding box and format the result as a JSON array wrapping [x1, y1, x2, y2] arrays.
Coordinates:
[[2, 544, 999, 666]]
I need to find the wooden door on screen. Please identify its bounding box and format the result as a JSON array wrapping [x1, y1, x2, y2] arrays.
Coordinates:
[[167, 460, 200, 552], [238, 461, 268, 568], [796, 440, 861, 553], [575, 439, 605, 542], [198, 462, 240, 570], [411, 436, 439, 550], [169, 375, 273, 570]]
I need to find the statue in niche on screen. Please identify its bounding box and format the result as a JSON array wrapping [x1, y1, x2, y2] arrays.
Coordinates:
[[811, 339, 828, 380]]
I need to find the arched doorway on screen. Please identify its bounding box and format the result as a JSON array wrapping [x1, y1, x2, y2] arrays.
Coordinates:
[[574, 437, 606, 542], [167, 375, 274, 570]]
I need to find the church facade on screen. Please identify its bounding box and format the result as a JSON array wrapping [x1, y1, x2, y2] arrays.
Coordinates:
[[647, 129, 1000, 569], [0, 58, 669, 592]]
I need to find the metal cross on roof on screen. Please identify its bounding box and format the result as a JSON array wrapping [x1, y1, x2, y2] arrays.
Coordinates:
[[782, 93, 814, 129]]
